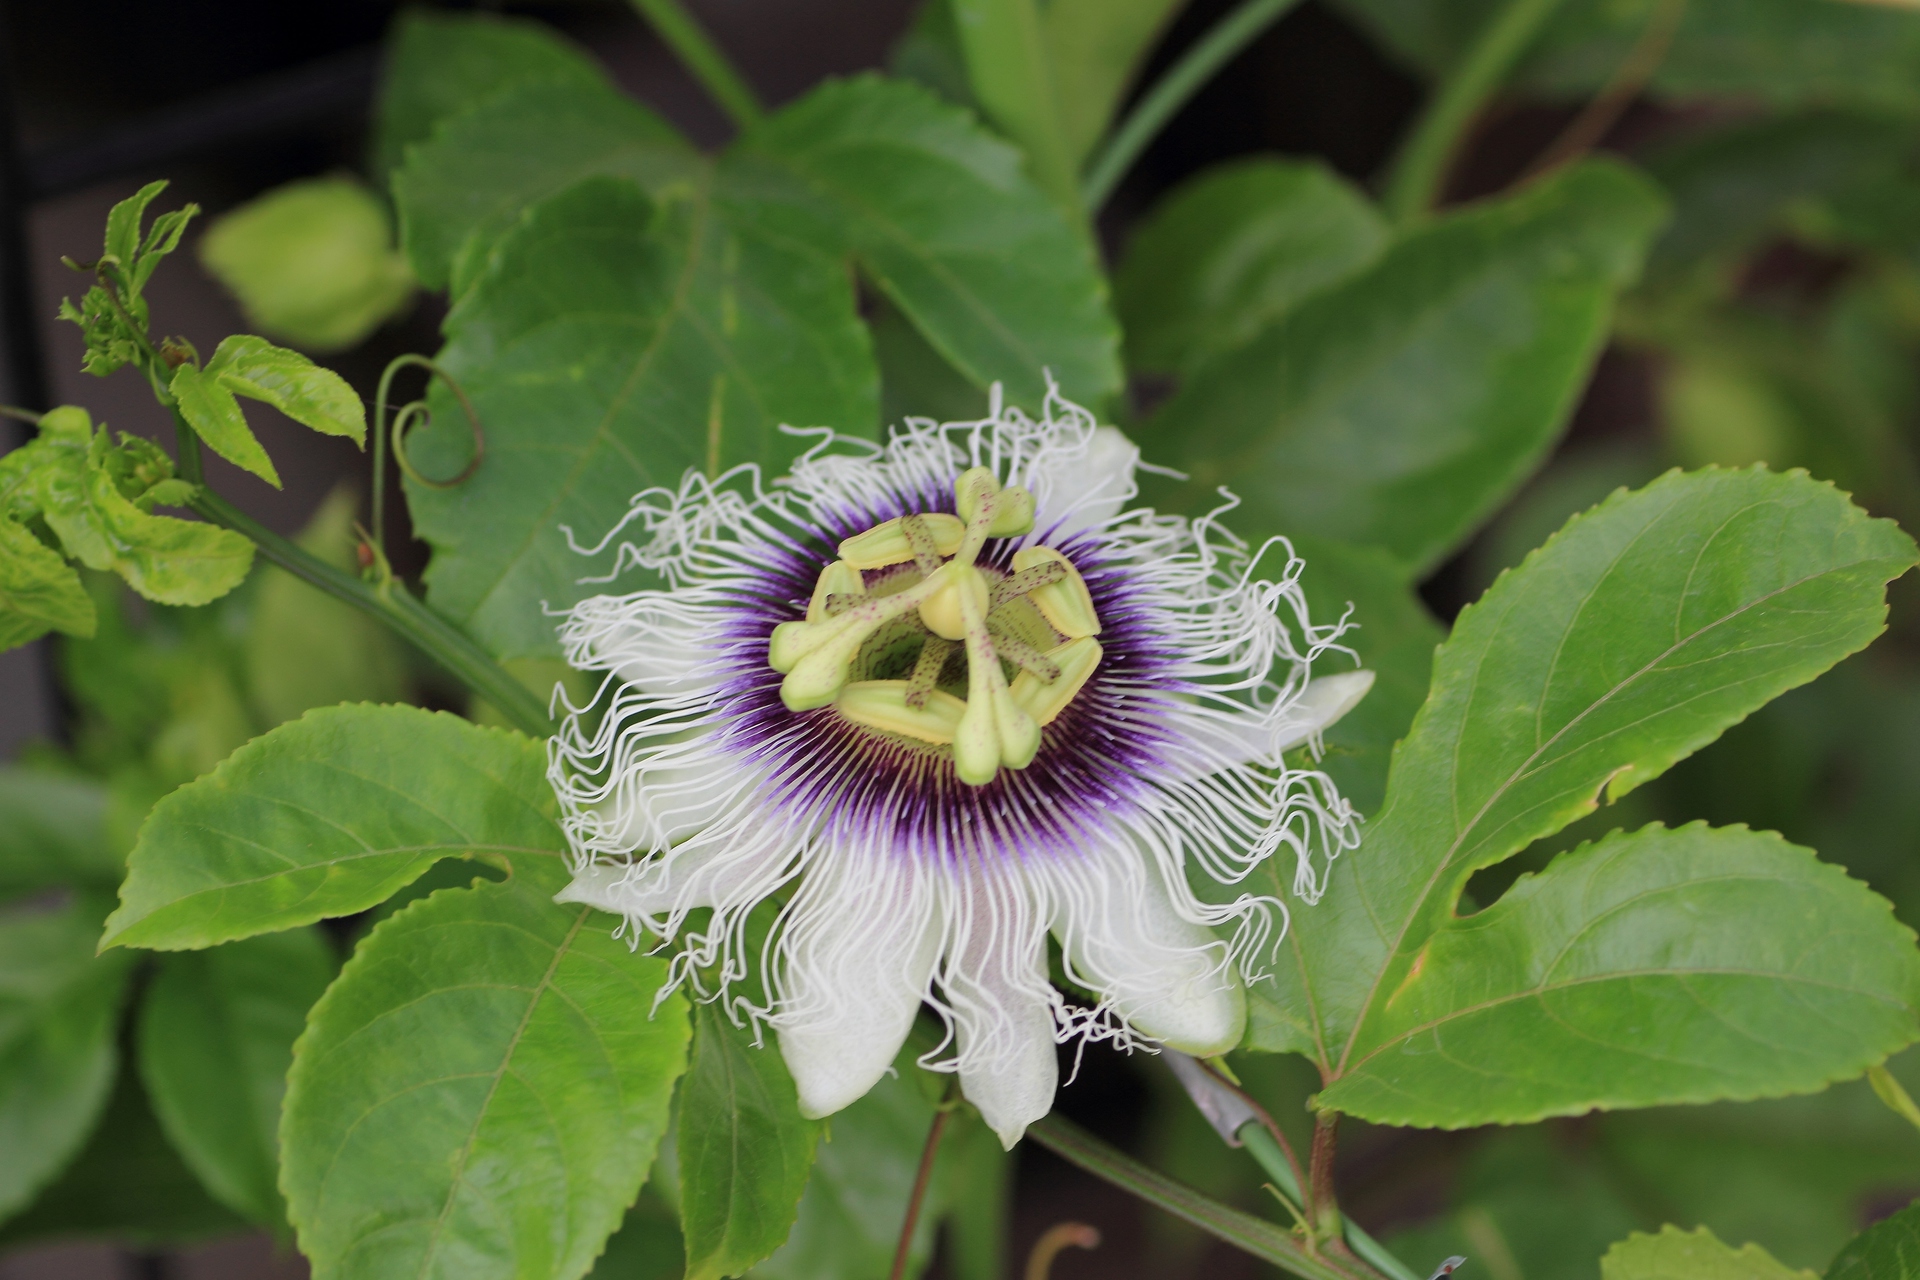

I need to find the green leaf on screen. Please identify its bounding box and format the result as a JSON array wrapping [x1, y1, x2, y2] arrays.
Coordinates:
[[33, 422, 254, 607], [0, 514, 94, 647], [0, 768, 119, 900], [725, 73, 1121, 411], [199, 176, 415, 353], [676, 1006, 820, 1280], [0, 896, 136, 1225], [0, 1061, 247, 1249], [280, 857, 691, 1280], [589, 1194, 684, 1280], [102, 703, 561, 951], [1252, 467, 1920, 1069], [951, 0, 1078, 211], [203, 335, 366, 446], [1043, 0, 1185, 166], [1828, 1202, 1920, 1279], [372, 9, 613, 180], [1601, 1225, 1814, 1280], [169, 361, 281, 487], [137, 928, 338, 1227], [408, 174, 876, 659], [244, 486, 408, 727], [104, 180, 169, 273], [1136, 160, 1666, 576], [1115, 158, 1388, 378], [1327, 0, 1920, 115], [394, 77, 695, 292], [1318, 822, 1920, 1126], [753, 1045, 969, 1280]]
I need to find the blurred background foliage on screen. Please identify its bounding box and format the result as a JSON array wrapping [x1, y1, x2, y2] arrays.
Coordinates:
[[9, 0, 1920, 1277]]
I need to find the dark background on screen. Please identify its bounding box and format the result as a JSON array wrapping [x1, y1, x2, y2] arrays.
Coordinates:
[[0, 2, 1664, 1276]]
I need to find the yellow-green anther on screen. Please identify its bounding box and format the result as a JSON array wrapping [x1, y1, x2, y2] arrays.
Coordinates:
[[919, 563, 988, 641], [993, 686, 1041, 768], [1012, 546, 1101, 637], [769, 620, 812, 672], [838, 513, 965, 569], [986, 485, 1035, 537], [953, 697, 1003, 785], [777, 589, 931, 709], [835, 680, 967, 745], [806, 559, 866, 623], [954, 466, 1001, 526], [1010, 637, 1103, 727]]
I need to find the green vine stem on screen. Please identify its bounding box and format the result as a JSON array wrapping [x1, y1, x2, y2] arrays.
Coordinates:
[[624, 0, 764, 130], [1380, 0, 1564, 223], [1080, 0, 1303, 210], [158, 400, 554, 738], [1025, 1115, 1374, 1280], [1240, 1124, 1420, 1280]]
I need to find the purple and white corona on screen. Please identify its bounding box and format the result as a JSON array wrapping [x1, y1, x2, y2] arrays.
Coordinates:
[[547, 386, 1372, 1148]]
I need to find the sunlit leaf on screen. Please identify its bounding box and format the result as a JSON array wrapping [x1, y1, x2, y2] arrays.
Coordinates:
[[1601, 1225, 1813, 1280], [170, 362, 281, 487], [280, 857, 690, 1280], [1252, 468, 1920, 1075], [0, 515, 94, 648], [203, 335, 366, 446], [102, 704, 561, 951], [137, 928, 337, 1227], [1318, 823, 1920, 1126]]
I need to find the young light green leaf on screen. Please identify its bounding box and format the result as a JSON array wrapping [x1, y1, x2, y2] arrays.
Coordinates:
[[104, 180, 168, 272], [408, 175, 875, 659], [170, 362, 282, 487], [280, 857, 690, 1280], [677, 1005, 821, 1280], [1116, 158, 1388, 378], [0, 515, 95, 647], [38, 453, 253, 607], [102, 704, 561, 951], [1318, 823, 1920, 1126], [137, 928, 337, 1228], [372, 9, 612, 180], [0, 768, 118, 900], [394, 77, 696, 292], [1601, 1225, 1814, 1280], [1136, 160, 1666, 577], [200, 177, 415, 354], [0, 1062, 247, 1249], [754, 1046, 971, 1280], [0, 896, 136, 1225], [245, 487, 407, 727], [950, 0, 1077, 211], [724, 73, 1121, 411], [1252, 468, 1920, 1068], [1043, 0, 1185, 166], [1827, 1201, 1920, 1279], [203, 335, 366, 446]]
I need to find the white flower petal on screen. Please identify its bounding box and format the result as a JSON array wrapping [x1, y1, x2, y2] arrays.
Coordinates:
[[947, 882, 1059, 1149], [1029, 425, 1139, 541], [564, 594, 731, 699], [1274, 669, 1374, 755], [777, 857, 942, 1119], [594, 744, 761, 853], [1054, 846, 1245, 1055]]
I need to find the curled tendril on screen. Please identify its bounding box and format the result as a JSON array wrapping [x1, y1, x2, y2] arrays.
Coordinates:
[[1024, 1223, 1101, 1280], [370, 354, 485, 557]]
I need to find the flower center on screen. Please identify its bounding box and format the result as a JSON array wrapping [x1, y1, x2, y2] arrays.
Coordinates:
[[766, 467, 1104, 786]]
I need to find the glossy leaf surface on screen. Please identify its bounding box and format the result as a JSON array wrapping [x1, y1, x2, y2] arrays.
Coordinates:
[[201, 335, 367, 445], [726, 74, 1121, 410], [138, 928, 337, 1226], [1318, 823, 1920, 1126], [103, 704, 560, 951], [0, 896, 135, 1223], [1116, 158, 1387, 377], [1137, 160, 1665, 576], [676, 1006, 820, 1280], [280, 858, 689, 1280], [408, 176, 875, 659], [1254, 469, 1919, 1091]]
